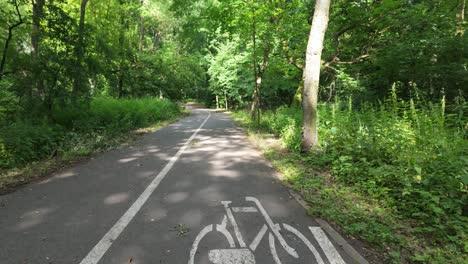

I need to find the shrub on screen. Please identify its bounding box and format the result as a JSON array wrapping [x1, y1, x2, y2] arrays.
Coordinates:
[[0, 97, 181, 169], [237, 97, 467, 259]]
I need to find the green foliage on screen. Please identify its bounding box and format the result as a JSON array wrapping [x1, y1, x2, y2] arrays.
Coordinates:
[[0, 97, 180, 169], [233, 95, 467, 262], [207, 36, 252, 109]]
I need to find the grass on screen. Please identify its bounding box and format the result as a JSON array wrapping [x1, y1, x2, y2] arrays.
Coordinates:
[[0, 97, 185, 193], [231, 96, 467, 263]]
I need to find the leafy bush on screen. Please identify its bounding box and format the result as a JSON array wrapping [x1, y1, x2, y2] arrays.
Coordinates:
[[0, 122, 64, 168], [0, 97, 180, 169], [235, 96, 467, 261]]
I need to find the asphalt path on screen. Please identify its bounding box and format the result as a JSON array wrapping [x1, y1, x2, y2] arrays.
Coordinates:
[[0, 106, 366, 264]]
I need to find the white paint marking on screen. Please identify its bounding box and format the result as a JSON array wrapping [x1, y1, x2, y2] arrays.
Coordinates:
[[189, 225, 213, 264], [269, 232, 282, 264], [232, 207, 258, 213], [245, 197, 298, 258], [216, 216, 236, 248], [309, 227, 346, 264], [222, 201, 247, 248], [208, 249, 256, 264], [80, 113, 211, 264], [283, 224, 325, 264], [249, 224, 268, 251]]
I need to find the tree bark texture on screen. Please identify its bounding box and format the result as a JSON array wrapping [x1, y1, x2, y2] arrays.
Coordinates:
[[301, 0, 330, 152]]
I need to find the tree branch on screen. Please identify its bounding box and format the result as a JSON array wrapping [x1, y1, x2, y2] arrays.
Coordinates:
[[0, 0, 24, 79]]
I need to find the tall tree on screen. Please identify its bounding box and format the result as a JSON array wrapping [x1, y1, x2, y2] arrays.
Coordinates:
[[72, 0, 89, 101], [301, 0, 330, 152], [250, 4, 271, 123], [457, 0, 465, 35], [31, 0, 45, 101]]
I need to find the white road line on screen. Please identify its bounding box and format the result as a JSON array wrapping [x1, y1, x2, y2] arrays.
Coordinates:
[[269, 233, 282, 264], [208, 249, 255, 264], [216, 216, 236, 248], [80, 113, 211, 264], [283, 224, 325, 264], [249, 224, 268, 251], [309, 227, 346, 264], [189, 225, 213, 264], [245, 197, 298, 258], [222, 201, 247, 248], [232, 207, 258, 213]]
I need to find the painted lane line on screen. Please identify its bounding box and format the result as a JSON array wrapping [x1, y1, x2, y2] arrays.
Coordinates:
[[80, 113, 211, 264], [309, 227, 346, 264]]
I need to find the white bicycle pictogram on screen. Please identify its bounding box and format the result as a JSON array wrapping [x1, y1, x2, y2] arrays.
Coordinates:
[[189, 197, 345, 264]]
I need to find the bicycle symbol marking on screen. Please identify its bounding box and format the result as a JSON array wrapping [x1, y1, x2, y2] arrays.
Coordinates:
[[188, 197, 346, 264]]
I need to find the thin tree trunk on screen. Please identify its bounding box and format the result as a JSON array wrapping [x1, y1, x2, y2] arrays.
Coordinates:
[[31, 0, 44, 61], [0, 0, 23, 80], [138, 0, 145, 51], [72, 0, 89, 101], [117, 0, 125, 98], [224, 90, 228, 110], [301, 0, 330, 152], [457, 0, 465, 35], [250, 5, 259, 121], [31, 0, 45, 102], [117, 72, 124, 98], [250, 5, 271, 125]]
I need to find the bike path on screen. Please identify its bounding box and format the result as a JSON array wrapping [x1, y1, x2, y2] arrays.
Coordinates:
[[0, 107, 364, 264]]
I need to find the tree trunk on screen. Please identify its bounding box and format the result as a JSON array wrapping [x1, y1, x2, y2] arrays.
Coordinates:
[[31, 0, 45, 102], [0, 0, 23, 80], [301, 0, 330, 152], [457, 0, 465, 35], [72, 0, 89, 101], [224, 90, 228, 110], [250, 6, 271, 125], [138, 0, 145, 51], [31, 0, 44, 61], [117, 71, 124, 98], [117, 0, 125, 98]]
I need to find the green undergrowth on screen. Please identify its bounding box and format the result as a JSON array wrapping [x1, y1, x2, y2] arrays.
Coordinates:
[[0, 97, 182, 191], [232, 96, 467, 263]]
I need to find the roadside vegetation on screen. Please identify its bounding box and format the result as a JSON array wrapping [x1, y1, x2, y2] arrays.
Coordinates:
[[0, 97, 181, 191], [233, 94, 467, 263], [1, 0, 466, 262]]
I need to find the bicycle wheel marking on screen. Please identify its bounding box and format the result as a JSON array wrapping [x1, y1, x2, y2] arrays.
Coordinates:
[[189, 225, 214, 264], [283, 223, 325, 264], [189, 196, 347, 264], [310, 227, 346, 264]]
